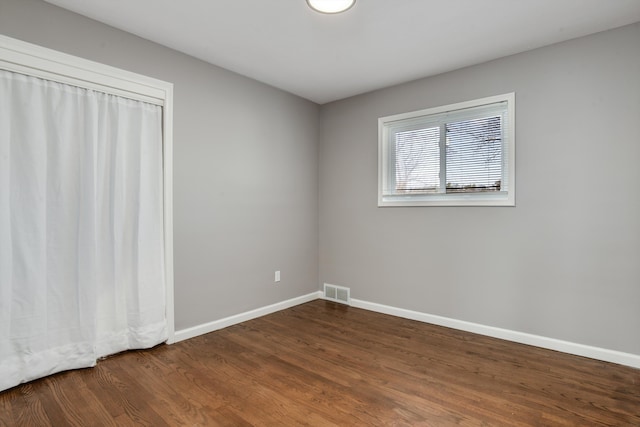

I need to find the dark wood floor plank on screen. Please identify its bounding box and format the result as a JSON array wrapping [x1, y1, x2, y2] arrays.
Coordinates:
[[0, 386, 14, 427], [256, 309, 537, 422], [227, 320, 511, 425], [8, 383, 53, 426], [271, 302, 640, 425], [257, 310, 548, 425], [35, 372, 103, 427], [114, 349, 221, 426], [189, 334, 345, 425], [1, 300, 638, 426]]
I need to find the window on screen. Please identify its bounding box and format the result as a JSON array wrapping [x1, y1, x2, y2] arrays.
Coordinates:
[[378, 93, 515, 206]]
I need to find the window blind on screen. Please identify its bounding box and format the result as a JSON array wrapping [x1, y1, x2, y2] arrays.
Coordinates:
[[389, 101, 508, 195]]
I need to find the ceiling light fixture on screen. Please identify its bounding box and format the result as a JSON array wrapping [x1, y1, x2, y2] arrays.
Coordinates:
[[307, 0, 356, 14]]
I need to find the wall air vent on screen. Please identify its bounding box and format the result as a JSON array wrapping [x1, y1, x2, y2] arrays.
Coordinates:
[[323, 283, 350, 305]]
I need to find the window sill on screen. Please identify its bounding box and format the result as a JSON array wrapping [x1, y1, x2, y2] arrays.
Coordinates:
[[378, 191, 514, 207]]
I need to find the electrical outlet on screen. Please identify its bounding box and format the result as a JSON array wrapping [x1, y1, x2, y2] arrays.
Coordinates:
[[275, 270, 281, 282]]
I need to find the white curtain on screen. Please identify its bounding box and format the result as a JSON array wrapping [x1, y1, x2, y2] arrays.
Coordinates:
[[0, 69, 167, 392]]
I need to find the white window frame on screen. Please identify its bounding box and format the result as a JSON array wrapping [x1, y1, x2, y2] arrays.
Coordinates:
[[0, 35, 176, 343], [378, 93, 515, 207]]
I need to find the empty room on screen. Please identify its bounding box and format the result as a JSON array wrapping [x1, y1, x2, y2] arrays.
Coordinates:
[[1, 0, 639, 425]]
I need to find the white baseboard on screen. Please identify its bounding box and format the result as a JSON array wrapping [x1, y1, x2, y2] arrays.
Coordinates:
[[173, 291, 640, 369], [350, 298, 640, 369], [174, 291, 323, 343]]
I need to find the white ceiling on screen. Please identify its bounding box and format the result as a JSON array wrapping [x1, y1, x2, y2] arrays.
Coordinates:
[[43, 0, 640, 104]]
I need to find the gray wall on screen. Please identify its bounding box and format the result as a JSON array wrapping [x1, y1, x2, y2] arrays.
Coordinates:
[[0, 0, 320, 331], [319, 23, 640, 355]]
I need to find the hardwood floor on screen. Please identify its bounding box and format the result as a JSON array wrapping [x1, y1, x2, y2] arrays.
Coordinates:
[[1, 300, 638, 426]]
